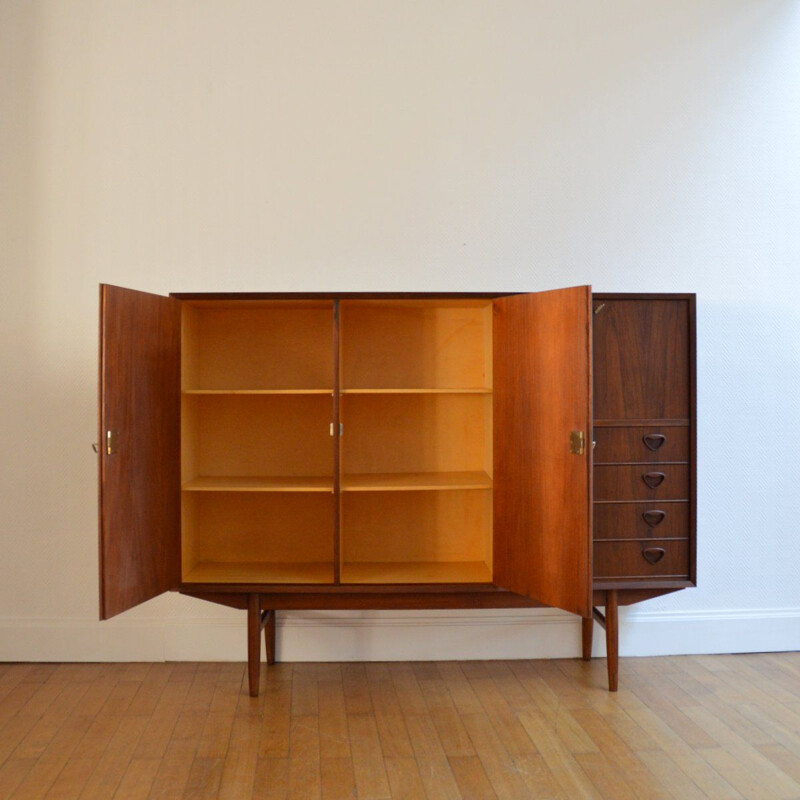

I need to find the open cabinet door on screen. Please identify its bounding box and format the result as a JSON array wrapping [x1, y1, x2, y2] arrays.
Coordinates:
[[98, 284, 181, 619], [493, 286, 593, 617]]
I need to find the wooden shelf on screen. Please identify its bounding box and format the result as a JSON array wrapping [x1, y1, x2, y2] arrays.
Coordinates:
[[183, 389, 332, 395], [340, 388, 491, 395], [183, 561, 334, 584], [341, 561, 492, 584], [342, 471, 492, 492], [182, 476, 334, 493]]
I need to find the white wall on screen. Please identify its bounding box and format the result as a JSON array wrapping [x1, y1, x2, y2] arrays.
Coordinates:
[[2, 0, 799, 662]]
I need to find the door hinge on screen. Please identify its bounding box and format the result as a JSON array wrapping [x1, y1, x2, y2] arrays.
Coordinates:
[[569, 430, 585, 455], [106, 430, 118, 455], [330, 423, 343, 437]]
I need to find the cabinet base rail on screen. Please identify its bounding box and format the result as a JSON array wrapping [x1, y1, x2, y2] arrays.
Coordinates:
[[245, 590, 621, 696]]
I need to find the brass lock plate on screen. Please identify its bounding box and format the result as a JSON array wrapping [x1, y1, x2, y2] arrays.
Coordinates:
[[569, 430, 585, 455]]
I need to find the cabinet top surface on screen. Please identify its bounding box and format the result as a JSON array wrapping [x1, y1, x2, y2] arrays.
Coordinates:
[[170, 291, 513, 300], [169, 291, 695, 301]]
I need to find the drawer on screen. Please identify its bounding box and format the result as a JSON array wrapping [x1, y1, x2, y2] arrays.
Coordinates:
[[594, 464, 689, 501], [594, 501, 689, 540], [594, 539, 689, 579], [593, 426, 689, 464]]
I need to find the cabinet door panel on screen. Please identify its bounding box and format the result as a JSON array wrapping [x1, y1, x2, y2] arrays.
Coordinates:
[[99, 285, 181, 619], [493, 287, 592, 616], [593, 299, 690, 421]]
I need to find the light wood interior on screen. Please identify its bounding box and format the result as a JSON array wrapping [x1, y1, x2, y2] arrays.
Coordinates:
[[338, 299, 495, 584], [182, 300, 334, 391], [180, 297, 495, 587], [340, 300, 493, 390], [182, 493, 335, 584], [341, 471, 492, 492], [183, 475, 334, 492], [180, 301, 336, 585], [340, 491, 493, 583], [182, 394, 334, 482], [340, 561, 492, 584], [183, 561, 333, 584], [341, 393, 493, 478]]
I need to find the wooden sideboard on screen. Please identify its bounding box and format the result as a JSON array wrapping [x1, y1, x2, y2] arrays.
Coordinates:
[[97, 286, 695, 695]]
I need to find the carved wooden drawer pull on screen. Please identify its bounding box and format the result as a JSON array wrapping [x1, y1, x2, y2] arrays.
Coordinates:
[[642, 509, 666, 527], [642, 547, 666, 565], [642, 471, 666, 489], [643, 433, 666, 451]]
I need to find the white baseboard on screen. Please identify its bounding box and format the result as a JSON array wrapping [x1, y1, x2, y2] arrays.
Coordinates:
[[1, 608, 798, 662]]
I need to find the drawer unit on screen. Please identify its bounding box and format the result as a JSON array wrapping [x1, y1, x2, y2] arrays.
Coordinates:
[[594, 464, 689, 501], [593, 501, 689, 541], [593, 539, 689, 580], [593, 426, 689, 464]]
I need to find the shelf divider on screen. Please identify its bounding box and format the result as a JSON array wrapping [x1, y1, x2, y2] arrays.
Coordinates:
[[182, 476, 334, 492], [183, 389, 333, 395], [341, 471, 492, 492], [340, 388, 491, 395]]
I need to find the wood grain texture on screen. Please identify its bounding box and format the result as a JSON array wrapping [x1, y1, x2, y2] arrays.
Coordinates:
[[98, 284, 181, 619], [594, 464, 689, 501], [593, 298, 690, 421], [182, 475, 334, 492], [181, 300, 334, 391], [493, 286, 592, 616], [594, 540, 689, 580], [593, 501, 690, 541], [582, 617, 593, 661], [341, 471, 492, 492], [606, 590, 619, 691], [340, 299, 493, 391], [341, 490, 492, 573], [7, 655, 800, 798], [247, 594, 261, 697], [181, 493, 335, 580], [593, 425, 689, 464], [341, 561, 492, 585], [183, 562, 334, 585]]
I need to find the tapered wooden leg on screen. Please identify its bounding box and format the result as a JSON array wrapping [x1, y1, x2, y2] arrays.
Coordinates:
[[247, 593, 262, 697], [263, 609, 276, 665], [605, 590, 619, 692], [582, 616, 593, 661]]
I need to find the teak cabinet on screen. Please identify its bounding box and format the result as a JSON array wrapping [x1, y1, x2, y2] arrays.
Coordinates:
[[97, 285, 696, 695]]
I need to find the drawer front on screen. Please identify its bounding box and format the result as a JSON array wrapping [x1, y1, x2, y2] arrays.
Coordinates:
[[594, 464, 689, 501], [594, 539, 689, 579], [593, 426, 689, 464], [593, 501, 689, 540]]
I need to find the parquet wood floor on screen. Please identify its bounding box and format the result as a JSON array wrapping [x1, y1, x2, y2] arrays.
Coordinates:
[[0, 654, 799, 798]]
